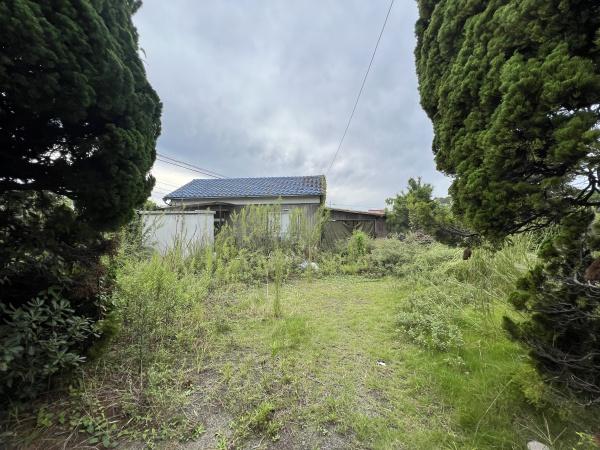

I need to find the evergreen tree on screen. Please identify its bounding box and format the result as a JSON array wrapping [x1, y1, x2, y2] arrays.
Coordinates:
[[415, 0, 599, 240], [504, 210, 600, 398], [415, 0, 600, 399], [0, 0, 160, 398], [386, 178, 475, 245], [0, 0, 161, 229]]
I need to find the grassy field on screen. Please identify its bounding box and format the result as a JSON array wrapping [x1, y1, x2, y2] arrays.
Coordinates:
[[3, 234, 599, 449], [192, 276, 595, 449], [201, 276, 438, 449]]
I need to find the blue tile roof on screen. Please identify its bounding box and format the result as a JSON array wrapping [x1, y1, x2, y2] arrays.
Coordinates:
[[163, 175, 326, 200]]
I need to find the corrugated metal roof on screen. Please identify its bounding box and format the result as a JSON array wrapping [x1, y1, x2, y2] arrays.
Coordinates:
[[164, 175, 325, 200]]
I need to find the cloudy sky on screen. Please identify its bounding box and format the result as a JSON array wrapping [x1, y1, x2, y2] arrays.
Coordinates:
[[133, 0, 450, 209]]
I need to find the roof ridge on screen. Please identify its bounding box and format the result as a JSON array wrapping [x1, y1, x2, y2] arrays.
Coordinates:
[[189, 175, 324, 181]]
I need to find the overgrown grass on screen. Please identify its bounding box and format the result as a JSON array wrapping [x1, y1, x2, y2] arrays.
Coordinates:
[[2, 221, 599, 449], [1, 241, 212, 448], [395, 234, 599, 448]]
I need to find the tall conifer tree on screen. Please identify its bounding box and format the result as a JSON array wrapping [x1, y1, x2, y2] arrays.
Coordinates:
[[0, 0, 161, 398], [0, 0, 161, 229], [415, 0, 600, 399]]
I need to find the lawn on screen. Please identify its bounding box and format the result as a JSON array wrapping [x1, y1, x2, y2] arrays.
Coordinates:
[[129, 270, 591, 450], [199, 276, 444, 449]]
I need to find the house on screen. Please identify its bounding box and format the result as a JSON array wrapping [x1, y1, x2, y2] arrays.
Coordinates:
[[163, 175, 326, 234]]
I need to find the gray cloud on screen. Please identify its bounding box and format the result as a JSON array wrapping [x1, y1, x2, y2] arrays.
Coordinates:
[[134, 0, 451, 208]]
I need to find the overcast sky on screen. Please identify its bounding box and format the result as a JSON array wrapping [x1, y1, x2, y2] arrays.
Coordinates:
[[133, 0, 450, 209]]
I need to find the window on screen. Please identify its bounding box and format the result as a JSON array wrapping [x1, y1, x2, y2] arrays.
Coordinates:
[[268, 209, 291, 238], [280, 210, 290, 237]]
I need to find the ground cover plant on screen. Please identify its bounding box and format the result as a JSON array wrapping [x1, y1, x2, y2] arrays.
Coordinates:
[[2, 215, 599, 449]]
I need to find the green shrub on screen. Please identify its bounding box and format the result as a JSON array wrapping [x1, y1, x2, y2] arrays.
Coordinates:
[[449, 234, 540, 299], [317, 253, 344, 276], [206, 204, 327, 288], [396, 234, 540, 352], [505, 214, 600, 401], [347, 230, 371, 260], [367, 238, 411, 275], [0, 191, 115, 401], [35, 248, 213, 445], [361, 237, 457, 277], [0, 293, 95, 400]]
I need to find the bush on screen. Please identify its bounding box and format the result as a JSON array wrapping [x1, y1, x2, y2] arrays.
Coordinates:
[[317, 253, 345, 276], [203, 205, 327, 287], [23, 247, 214, 445], [366, 238, 409, 275], [0, 293, 95, 400], [362, 237, 457, 277], [0, 191, 114, 401], [114, 251, 209, 368], [505, 212, 600, 401], [396, 234, 540, 352], [347, 230, 371, 260]]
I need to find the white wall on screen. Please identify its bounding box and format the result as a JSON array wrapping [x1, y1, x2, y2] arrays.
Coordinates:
[[139, 211, 215, 253]]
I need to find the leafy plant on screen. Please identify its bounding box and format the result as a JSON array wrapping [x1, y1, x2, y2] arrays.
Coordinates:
[[397, 289, 464, 351], [347, 230, 370, 260], [114, 251, 208, 371], [0, 291, 95, 400], [386, 178, 476, 246], [0, 0, 160, 402]]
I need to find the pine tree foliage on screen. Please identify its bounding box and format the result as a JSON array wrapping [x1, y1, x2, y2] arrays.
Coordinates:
[[415, 0, 600, 400], [0, 1, 160, 399], [504, 210, 600, 399], [0, 0, 162, 229], [415, 0, 600, 240]]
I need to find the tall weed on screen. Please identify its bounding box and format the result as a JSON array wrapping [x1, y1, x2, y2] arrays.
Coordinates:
[[206, 205, 327, 287], [270, 248, 286, 318], [396, 234, 540, 351], [115, 251, 208, 371]]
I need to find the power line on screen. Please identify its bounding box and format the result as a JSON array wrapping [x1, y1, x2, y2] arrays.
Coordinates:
[[324, 0, 395, 175], [154, 179, 180, 189], [158, 152, 225, 177], [156, 155, 225, 178], [155, 157, 222, 178], [156, 152, 226, 178]]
